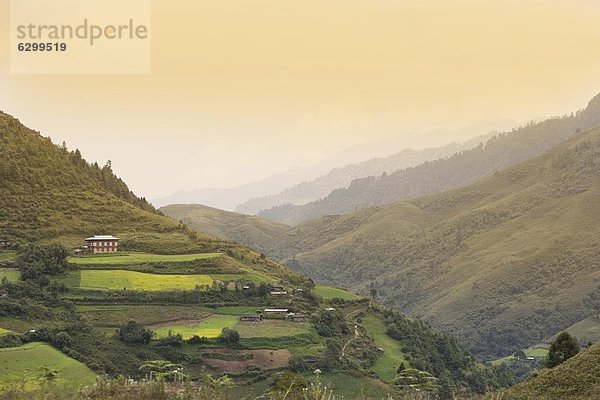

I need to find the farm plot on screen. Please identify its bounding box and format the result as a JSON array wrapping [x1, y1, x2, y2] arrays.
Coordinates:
[[210, 268, 276, 284], [77, 305, 213, 327], [195, 349, 292, 375], [314, 285, 361, 300], [0, 268, 19, 282], [0, 342, 96, 391], [151, 314, 239, 339], [71, 270, 213, 291], [0, 328, 12, 335], [361, 314, 409, 383], [0, 251, 16, 261], [68, 252, 221, 265], [235, 320, 311, 338]]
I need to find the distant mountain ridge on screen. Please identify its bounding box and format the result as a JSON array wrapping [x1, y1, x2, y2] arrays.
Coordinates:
[[235, 133, 495, 215], [259, 94, 600, 225]]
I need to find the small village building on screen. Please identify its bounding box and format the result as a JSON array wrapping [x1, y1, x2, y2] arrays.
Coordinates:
[[240, 315, 263, 322], [270, 290, 288, 296], [324, 307, 336, 311], [85, 235, 119, 254], [0, 238, 9, 248]]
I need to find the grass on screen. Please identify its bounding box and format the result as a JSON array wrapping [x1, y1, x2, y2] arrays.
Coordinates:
[[68, 252, 221, 265], [152, 314, 239, 339], [557, 315, 600, 345], [235, 320, 311, 338], [505, 341, 600, 399], [304, 371, 391, 399], [0, 251, 17, 261], [76, 305, 212, 326], [314, 285, 361, 300], [492, 346, 549, 365], [211, 268, 276, 284], [0, 328, 12, 335], [0, 342, 96, 391], [0, 268, 19, 282], [69, 270, 213, 291], [361, 314, 409, 382]]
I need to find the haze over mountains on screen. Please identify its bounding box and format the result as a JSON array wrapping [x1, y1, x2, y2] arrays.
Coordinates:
[[162, 92, 600, 359], [152, 119, 515, 210], [259, 94, 600, 225], [236, 132, 496, 215]]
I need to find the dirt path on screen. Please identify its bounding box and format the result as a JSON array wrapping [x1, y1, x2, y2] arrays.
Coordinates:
[[340, 325, 360, 360]]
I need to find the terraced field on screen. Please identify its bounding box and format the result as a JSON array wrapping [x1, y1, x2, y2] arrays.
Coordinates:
[[314, 285, 361, 300], [77, 305, 213, 326], [151, 314, 239, 339], [68, 252, 221, 265], [0, 327, 12, 335], [235, 320, 311, 338], [0, 342, 96, 391], [0, 268, 19, 282], [0, 251, 16, 261], [68, 270, 213, 291]]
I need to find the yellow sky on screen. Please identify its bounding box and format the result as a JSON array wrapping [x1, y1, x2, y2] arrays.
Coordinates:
[[0, 0, 599, 198]]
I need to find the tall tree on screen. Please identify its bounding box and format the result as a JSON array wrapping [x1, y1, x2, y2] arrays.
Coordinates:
[[545, 332, 580, 368]]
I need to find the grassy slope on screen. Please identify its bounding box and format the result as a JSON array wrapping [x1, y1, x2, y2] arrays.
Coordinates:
[[504, 342, 600, 400], [283, 124, 600, 357], [160, 204, 294, 260], [362, 314, 409, 382], [259, 94, 600, 225], [314, 285, 361, 300], [0, 342, 96, 391]]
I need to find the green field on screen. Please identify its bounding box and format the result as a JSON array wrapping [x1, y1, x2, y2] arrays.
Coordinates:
[[152, 314, 239, 339], [77, 305, 212, 326], [235, 320, 311, 338], [492, 346, 549, 365], [0, 328, 12, 335], [211, 268, 276, 284], [314, 285, 361, 300], [68, 252, 221, 265], [70, 270, 213, 291], [0, 251, 16, 261], [362, 314, 409, 382], [0, 342, 96, 391], [0, 268, 19, 282]]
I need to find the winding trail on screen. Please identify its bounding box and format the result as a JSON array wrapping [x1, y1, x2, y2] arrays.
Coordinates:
[[340, 309, 363, 360]]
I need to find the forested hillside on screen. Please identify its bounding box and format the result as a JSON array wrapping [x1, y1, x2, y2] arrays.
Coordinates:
[[260, 93, 600, 225], [0, 111, 213, 252], [236, 133, 494, 215], [271, 123, 600, 358], [161, 204, 294, 259]]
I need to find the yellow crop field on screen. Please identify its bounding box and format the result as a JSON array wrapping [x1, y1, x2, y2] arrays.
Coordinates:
[[78, 270, 213, 291]]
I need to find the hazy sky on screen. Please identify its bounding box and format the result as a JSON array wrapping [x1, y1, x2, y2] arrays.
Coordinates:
[[1, 0, 599, 199]]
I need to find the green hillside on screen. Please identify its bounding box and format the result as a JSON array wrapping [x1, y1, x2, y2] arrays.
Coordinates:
[[160, 204, 294, 260], [0, 342, 96, 391], [260, 93, 600, 225], [503, 342, 600, 399], [0, 112, 303, 285], [274, 123, 600, 358], [0, 111, 213, 252]]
